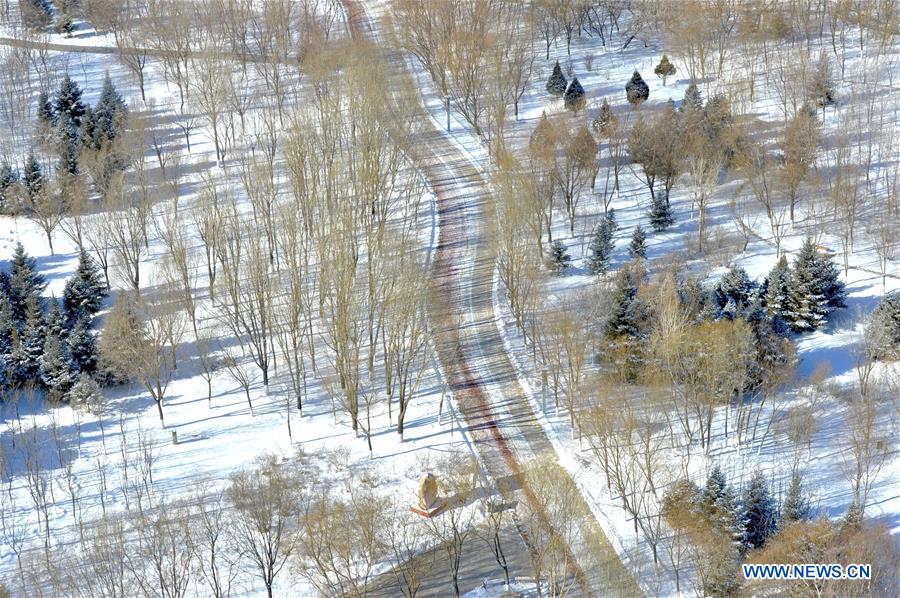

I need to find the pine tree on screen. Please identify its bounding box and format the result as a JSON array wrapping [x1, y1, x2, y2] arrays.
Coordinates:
[[654, 54, 676, 86], [67, 313, 98, 374], [625, 70, 650, 106], [764, 256, 790, 325], [0, 297, 14, 357], [606, 269, 639, 338], [40, 332, 74, 400], [742, 470, 778, 549], [69, 372, 102, 406], [564, 76, 586, 112], [63, 250, 107, 324], [546, 61, 568, 97], [628, 225, 647, 258], [649, 194, 674, 231], [592, 99, 615, 137], [681, 81, 703, 113], [785, 239, 846, 332], [8, 242, 47, 323], [46, 298, 64, 340], [587, 217, 615, 275], [548, 240, 571, 274], [781, 471, 810, 524]]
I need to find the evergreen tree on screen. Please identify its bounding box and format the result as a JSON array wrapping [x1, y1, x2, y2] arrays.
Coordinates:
[[587, 217, 615, 275], [8, 242, 46, 323], [69, 372, 102, 406], [606, 207, 618, 234], [606, 269, 639, 338], [67, 313, 97, 374], [63, 250, 107, 324], [764, 255, 791, 324], [37, 90, 56, 128], [592, 99, 615, 137], [0, 298, 14, 357], [682, 81, 703, 113], [654, 54, 676, 86], [55, 76, 87, 130], [46, 298, 64, 340], [16, 296, 46, 382], [741, 470, 778, 549], [40, 332, 74, 400], [781, 471, 810, 524], [23, 154, 43, 202], [625, 70, 650, 106], [649, 194, 674, 231], [0, 162, 18, 212], [628, 225, 647, 258], [548, 240, 571, 274], [701, 465, 740, 537], [868, 293, 900, 359], [713, 266, 754, 317], [785, 239, 846, 332], [93, 74, 128, 145], [564, 76, 586, 112], [546, 61, 568, 97]]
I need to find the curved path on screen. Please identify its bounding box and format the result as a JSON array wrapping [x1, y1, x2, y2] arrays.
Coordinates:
[[342, 2, 641, 596]]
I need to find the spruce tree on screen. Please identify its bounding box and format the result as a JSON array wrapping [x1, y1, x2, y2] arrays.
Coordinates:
[[649, 195, 674, 231], [55, 75, 86, 130], [868, 293, 900, 359], [67, 313, 97, 374], [40, 332, 74, 400], [654, 54, 676, 86], [713, 266, 753, 317], [548, 240, 571, 274], [63, 250, 107, 324], [681, 81, 703, 113], [23, 154, 43, 202], [564, 76, 586, 112], [625, 70, 650, 106], [69, 372, 102, 406], [587, 217, 615, 275], [628, 225, 647, 258], [606, 269, 639, 338], [546, 61, 568, 97], [702, 465, 741, 538], [94, 74, 128, 145], [37, 90, 56, 128], [8, 242, 46, 323], [592, 99, 615, 137], [741, 470, 778, 549], [17, 296, 46, 382], [764, 255, 791, 324], [0, 162, 18, 213], [46, 298, 64, 340], [785, 239, 846, 332], [781, 471, 810, 524]]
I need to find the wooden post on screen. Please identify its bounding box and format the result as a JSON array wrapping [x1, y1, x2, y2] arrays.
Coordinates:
[[171, 430, 178, 445]]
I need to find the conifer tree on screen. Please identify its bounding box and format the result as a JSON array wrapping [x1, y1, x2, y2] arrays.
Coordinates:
[[0, 297, 14, 357], [713, 266, 754, 317], [8, 242, 46, 323], [628, 225, 647, 258], [17, 296, 46, 382], [781, 471, 810, 524], [742, 470, 778, 548], [548, 240, 571, 274], [23, 154, 43, 202], [625, 70, 650, 106], [46, 298, 64, 340], [564, 76, 586, 112], [0, 162, 18, 213], [63, 250, 107, 324], [93, 74, 128, 145], [592, 100, 613, 139], [654, 54, 676, 86], [40, 332, 74, 400], [67, 313, 98, 374], [69, 372, 102, 406], [546, 61, 568, 97], [702, 465, 741, 539], [606, 268, 639, 338], [37, 90, 56, 128], [868, 293, 900, 359], [649, 195, 673, 231], [785, 239, 846, 332], [587, 217, 615, 275], [764, 256, 790, 324], [55, 75, 86, 130], [681, 81, 703, 113]]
